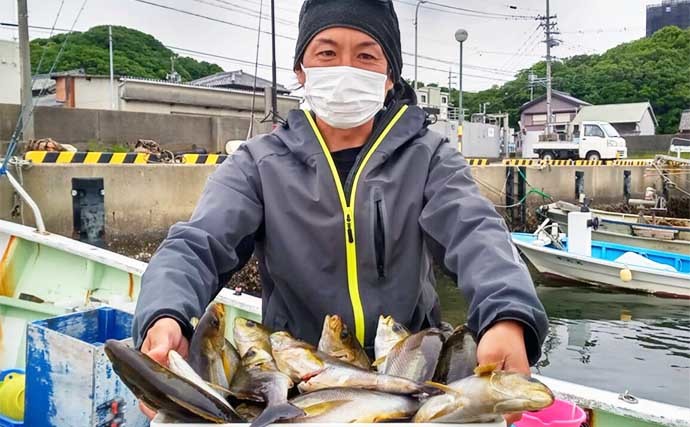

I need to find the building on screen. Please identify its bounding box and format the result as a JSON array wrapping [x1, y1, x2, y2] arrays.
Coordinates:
[[679, 109, 690, 134], [48, 71, 300, 118], [646, 0, 690, 36], [191, 70, 291, 95], [518, 91, 591, 134], [572, 102, 658, 136], [0, 39, 20, 105], [415, 86, 451, 121]]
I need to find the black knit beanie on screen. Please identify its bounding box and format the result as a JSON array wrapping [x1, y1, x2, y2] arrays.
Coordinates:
[[294, 0, 403, 82]]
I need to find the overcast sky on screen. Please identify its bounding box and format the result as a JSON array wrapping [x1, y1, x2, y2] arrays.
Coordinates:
[[0, 0, 654, 92]]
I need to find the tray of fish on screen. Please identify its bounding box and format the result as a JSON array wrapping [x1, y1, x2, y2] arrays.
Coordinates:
[[105, 304, 552, 426]]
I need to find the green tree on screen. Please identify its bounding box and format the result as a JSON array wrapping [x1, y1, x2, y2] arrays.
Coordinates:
[[30, 25, 223, 81], [443, 26, 690, 134]]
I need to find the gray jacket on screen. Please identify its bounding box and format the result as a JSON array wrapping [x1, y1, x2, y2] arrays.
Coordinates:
[[133, 104, 548, 363]]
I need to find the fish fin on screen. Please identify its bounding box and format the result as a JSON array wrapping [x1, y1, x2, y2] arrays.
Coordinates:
[[371, 356, 386, 367], [205, 381, 232, 396], [166, 392, 237, 423], [424, 381, 463, 397], [474, 363, 499, 376], [190, 317, 199, 329], [301, 399, 352, 417], [249, 403, 305, 427]]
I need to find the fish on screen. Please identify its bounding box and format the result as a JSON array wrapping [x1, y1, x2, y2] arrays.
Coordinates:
[[234, 317, 272, 358], [167, 350, 231, 403], [290, 387, 420, 423], [236, 403, 264, 422], [187, 302, 241, 390], [230, 346, 304, 427], [378, 328, 445, 383], [413, 364, 555, 423], [433, 325, 478, 384], [104, 339, 242, 423], [374, 315, 410, 368], [317, 314, 370, 370], [270, 331, 436, 396]]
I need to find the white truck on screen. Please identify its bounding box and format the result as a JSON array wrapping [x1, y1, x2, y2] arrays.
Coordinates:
[[532, 121, 628, 161]]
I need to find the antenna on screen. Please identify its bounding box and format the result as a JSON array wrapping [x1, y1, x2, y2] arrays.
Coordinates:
[[260, 0, 283, 126]]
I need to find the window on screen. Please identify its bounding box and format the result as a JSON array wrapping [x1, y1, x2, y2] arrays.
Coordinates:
[[420, 94, 427, 104], [441, 96, 448, 104], [601, 123, 620, 137], [555, 113, 571, 123], [584, 124, 605, 138], [532, 114, 547, 124]]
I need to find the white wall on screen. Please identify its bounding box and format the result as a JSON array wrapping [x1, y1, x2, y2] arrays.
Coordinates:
[[639, 109, 656, 136], [0, 40, 20, 105], [74, 78, 113, 110]]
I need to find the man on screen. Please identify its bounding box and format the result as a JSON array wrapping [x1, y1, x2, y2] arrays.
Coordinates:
[[133, 0, 548, 421]]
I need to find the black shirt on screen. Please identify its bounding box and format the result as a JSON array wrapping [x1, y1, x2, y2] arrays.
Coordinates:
[[331, 146, 362, 187]]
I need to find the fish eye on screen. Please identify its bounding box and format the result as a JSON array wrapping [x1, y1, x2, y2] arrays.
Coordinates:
[[340, 330, 350, 339], [392, 325, 403, 333], [247, 320, 256, 327], [211, 318, 219, 328], [246, 349, 256, 357]]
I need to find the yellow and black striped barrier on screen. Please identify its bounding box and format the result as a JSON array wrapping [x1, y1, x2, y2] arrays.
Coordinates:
[[607, 159, 652, 166], [180, 154, 228, 165], [466, 158, 489, 166], [25, 151, 150, 164], [503, 159, 538, 166]]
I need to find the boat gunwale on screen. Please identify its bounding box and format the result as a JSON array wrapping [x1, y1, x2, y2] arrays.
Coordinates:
[[0, 220, 147, 276]]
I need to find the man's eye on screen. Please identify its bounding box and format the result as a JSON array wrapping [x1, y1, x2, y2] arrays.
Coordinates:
[[318, 50, 336, 57], [359, 53, 376, 61]]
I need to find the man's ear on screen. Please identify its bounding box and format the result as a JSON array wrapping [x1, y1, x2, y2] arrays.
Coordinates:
[[385, 77, 394, 92], [295, 66, 306, 86]]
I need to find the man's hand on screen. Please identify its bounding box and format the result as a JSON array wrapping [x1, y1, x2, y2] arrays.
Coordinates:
[[477, 320, 530, 424], [138, 317, 190, 420]]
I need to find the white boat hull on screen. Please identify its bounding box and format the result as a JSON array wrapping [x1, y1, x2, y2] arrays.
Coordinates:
[[513, 238, 690, 298]]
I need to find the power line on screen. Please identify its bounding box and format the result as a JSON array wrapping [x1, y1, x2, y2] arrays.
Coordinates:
[[395, 0, 538, 21], [193, 0, 297, 26], [131, 0, 297, 40]]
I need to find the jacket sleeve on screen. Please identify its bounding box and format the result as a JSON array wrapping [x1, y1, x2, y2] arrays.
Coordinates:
[[419, 139, 548, 365], [132, 144, 264, 347]]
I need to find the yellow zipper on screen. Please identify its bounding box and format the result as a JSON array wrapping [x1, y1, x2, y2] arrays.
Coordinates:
[[303, 105, 409, 345]]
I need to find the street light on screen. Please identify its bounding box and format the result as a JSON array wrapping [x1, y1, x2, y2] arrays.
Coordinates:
[[455, 29, 468, 123], [414, 0, 427, 91]]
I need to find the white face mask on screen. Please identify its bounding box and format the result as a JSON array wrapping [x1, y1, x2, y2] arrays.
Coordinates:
[[302, 65, 388, 129]]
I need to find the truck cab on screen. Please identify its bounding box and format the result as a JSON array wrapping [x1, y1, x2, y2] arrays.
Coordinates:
[[533, 121, 628, 161]]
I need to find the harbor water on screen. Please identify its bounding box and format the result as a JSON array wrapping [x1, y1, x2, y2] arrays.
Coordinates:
[[436, 272, 690, 408]]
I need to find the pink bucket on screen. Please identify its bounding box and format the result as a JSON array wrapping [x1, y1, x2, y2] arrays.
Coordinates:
[[515, 399, 586, 427]]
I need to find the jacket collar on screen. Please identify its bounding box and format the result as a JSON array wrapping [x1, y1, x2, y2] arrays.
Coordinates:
[[273, 105, 428, 166]]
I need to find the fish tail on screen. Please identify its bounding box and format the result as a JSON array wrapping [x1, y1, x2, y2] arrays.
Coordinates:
[[249, 403, 305, 427]]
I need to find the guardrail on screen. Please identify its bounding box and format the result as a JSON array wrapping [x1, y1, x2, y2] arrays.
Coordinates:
[[23, 152, 656, 168]]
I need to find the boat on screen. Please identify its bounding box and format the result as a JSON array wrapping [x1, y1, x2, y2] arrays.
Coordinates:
[[538, 201, 690, 254], [1, 219, 689, 426], [512, 232, 690, 298]]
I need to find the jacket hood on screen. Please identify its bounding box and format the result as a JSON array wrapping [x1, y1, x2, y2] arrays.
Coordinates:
[[273, 104, 428, 165]]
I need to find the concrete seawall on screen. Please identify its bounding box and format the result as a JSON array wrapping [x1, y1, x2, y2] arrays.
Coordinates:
[[0, 163, 668, 239]]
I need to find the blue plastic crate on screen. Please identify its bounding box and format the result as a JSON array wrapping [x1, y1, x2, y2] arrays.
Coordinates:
[[24, 307, 148, 427], [0, 369, 24, 427]]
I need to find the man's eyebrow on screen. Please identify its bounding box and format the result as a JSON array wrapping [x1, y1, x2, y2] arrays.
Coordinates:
[[356, 41, 380, 49], [312, 37, 338, 47]]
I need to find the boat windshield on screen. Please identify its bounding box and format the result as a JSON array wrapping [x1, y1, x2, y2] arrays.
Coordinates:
[[601, 123, 620, 137]]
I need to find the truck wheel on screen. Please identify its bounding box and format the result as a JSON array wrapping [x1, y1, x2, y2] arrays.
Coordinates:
[[540, 151, 556, 161], [586, 151, 601, 161]]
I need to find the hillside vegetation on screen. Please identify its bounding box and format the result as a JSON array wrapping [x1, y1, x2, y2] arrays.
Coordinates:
[[30, 25, 223, 82]]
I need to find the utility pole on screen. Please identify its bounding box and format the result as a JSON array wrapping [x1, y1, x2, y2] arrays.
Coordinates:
[[17, 0, 34, 141], [539, 0, 559, 137], [108, 26, 115, 110], [270, 0, 278, 125], [414, 0, 426, 91]]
